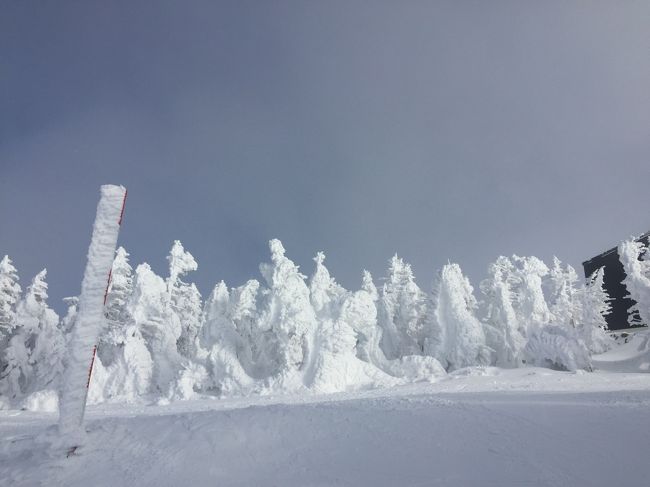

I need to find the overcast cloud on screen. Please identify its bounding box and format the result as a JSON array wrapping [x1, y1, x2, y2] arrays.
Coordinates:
[[1, 1, 649, 313]]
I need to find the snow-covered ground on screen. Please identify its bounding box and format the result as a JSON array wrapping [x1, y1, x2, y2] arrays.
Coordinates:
[[2, 346, 650, 487]]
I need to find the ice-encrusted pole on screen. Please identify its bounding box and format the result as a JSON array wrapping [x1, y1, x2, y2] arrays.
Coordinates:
[[59, 185, 127, 443]]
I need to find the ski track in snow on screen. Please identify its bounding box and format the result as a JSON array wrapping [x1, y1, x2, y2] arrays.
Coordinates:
[[1, 369, 650, 487]]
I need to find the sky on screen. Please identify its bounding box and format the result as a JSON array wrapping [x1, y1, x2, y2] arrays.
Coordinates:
[[1, 1, 649, 314]]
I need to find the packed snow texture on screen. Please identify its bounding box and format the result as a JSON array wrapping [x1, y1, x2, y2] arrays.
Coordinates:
[[1, 364, 650, 487], [58, 185, 126, 437], [2, 234, 649, 410]]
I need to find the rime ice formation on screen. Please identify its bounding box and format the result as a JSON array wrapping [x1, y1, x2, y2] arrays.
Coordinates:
[[480, 256, 525, 367], [433, 263, 491, 371], [1, 231, 625, 410], [619, 239, 650, 327], [58, 185, 126, 438], [1, 269, 60, 400], [579, 267, 612, 354]]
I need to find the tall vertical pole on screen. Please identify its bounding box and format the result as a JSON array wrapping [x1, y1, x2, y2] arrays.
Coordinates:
[[59, 185, 127, 442]]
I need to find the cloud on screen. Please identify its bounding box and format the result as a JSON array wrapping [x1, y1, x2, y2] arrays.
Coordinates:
[[1, 1, 649, 312]]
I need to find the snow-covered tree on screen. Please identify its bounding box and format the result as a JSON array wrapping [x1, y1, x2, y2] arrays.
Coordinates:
[[229, 279, 261, 376], [99, 247, 135, 366], [105, 247, 134, 328], [166, 241, 202, 360], [578, 267, 612, 354], [0, 255, 21, 342], [172, 282, 202, 359], [200, 281, 252, 395], [510, 256, 552, 335], [131, 263, 179, 393], [27, 271, 64, 393], [308, 268, 394, 392], [167, 240, 198, 288], [619, 238, 650, 327], [340, 271, 380, 363], [378, 255, 428, 359], [61, 297, 78, 336], [524, 323, 592, 371], [90, 248, 153, 403], [546, 257, 582, 327], [201, 281, 230, 349], [309, 252, 346, 320], [3, 236, 629, 406], [0, 332, 30, 401], [0, 256, 21, 393], [514, 256, 591, 371], [480, 256, 524, 367], [258, 239, 318, 388], [1, 270, 62, 399], [432, 263, 491, 371]]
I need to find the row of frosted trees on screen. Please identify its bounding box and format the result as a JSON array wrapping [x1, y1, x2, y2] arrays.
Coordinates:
[[2, 236, 646, 407]]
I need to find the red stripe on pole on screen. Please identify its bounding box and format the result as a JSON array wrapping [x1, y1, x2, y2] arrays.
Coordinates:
[[118, 189, 128, 226], [86, 345, 97, 389], [103, 269, 112, 306], [88, 188, 126, 396]]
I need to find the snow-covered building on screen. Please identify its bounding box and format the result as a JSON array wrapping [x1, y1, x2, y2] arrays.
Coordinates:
[[582, 230, 650, 330]]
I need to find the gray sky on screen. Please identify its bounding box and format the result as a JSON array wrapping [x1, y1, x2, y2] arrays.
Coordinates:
[[1, 1, 649, 314]]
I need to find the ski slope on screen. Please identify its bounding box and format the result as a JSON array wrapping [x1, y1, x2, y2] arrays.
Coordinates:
[[2, 364, 650, 487]]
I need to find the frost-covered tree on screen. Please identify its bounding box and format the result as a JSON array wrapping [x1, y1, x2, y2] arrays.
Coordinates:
[[516, 256, 590, 371], [309, 252, 346, 320], [172, 282, 202, 359], [0, 255, 21, 343], [524, 323, 592, 371], [258, 239, 318, 388], [201, 281, 230, 348], [61, 297, 78, 336], [0, 332, 30, 400], [166, 241, 202, 360], [104, 247, 134, 327], [99, 247, 135, 366], [168, 240, 198, 287], [578, 267, 611, 354], [1, 270, 62, 399], [27, 271, 64, 393], [306, 252, 393, 390], [480, 256, 524, 367], [200, 281, 252, 395], [229, 279, 261, 376], [378, 255, 428, 359], [619, 238, 650, 327], [90, 248, 153, 403], [309, 268, 395, 392], [0, 256, 21, 390], [432, 263, 491, 371], [90, 320, 154, 404], [340, 271, 380, 363], [4, 236, 629, 406], [131, 263, 180, 393], [310, 315, 396, 393], [547, 257, 582, 327], [510, 256, 552, 334], [335, 270, 444, 383]]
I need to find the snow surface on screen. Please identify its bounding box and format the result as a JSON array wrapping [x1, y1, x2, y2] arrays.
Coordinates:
[[2, 357, 649, 486], [593, 329, 650, 373]]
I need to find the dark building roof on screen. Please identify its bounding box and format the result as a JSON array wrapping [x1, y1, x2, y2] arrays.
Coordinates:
[[582, 231, 650, 330]]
